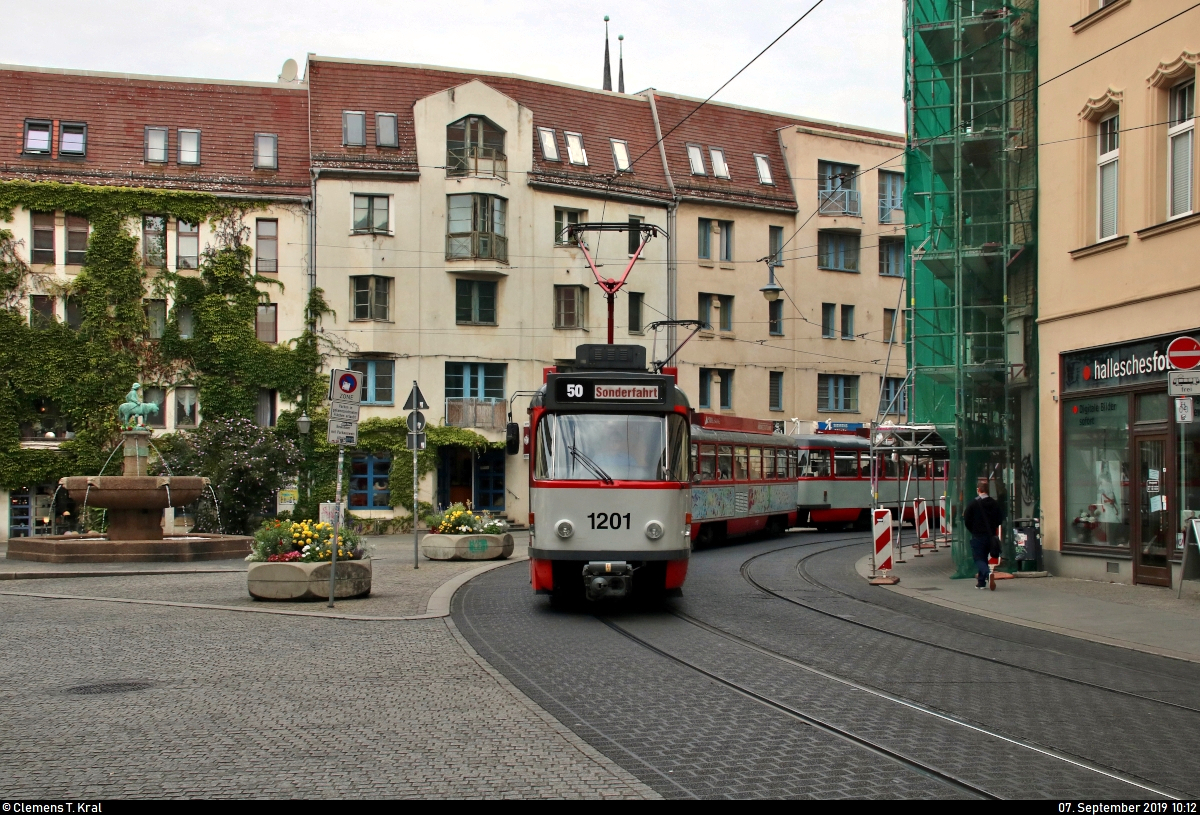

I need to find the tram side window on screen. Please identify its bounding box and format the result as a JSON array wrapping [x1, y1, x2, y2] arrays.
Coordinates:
[[764, 449, 776, 479], [734, 446, 749, 480], [879, 454, 900, 479], [690, 444, 698, 479], [717, 445, 733, 479], [788, 449, 797, 479], [834, 451, 858, 478], [862, 455, 873, 479], [749, 448, 762, 480], [699, 445, 716, 480], [799, 449, 831, 478]]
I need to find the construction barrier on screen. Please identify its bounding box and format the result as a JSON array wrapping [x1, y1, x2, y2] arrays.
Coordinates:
[[913, 498, 934, 551], [937, 495, 952, 548], [869, 508, 899, 584]]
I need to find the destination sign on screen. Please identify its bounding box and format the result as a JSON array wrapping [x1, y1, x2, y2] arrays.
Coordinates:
[[554, 379, 663, 403], [595, 384, 659, 400]]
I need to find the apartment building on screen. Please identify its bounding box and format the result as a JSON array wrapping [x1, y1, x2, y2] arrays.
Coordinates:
[[1038, 1, 1199, 586]]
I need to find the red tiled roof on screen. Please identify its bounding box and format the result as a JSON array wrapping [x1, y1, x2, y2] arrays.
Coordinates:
[[0, 67, 310, 198]]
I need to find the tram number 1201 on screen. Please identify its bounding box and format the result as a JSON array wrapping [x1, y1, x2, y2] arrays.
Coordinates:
[[588, 512, 631, 530]]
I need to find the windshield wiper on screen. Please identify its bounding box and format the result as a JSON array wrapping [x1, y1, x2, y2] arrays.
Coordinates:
[[568, 444, 614, 485]]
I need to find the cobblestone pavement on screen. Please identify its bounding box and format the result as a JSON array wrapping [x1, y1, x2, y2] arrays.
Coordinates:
[[0, 549, 657, 799], [453, 533, 1200, 799]]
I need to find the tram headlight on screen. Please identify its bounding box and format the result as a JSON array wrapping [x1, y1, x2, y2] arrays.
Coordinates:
[[555, 519, 574, 539], [644, 521, 664, 540]]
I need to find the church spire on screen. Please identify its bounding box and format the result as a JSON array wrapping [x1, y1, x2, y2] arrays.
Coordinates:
[[602, 16, 613, 91], [618, 34, 625, 93]]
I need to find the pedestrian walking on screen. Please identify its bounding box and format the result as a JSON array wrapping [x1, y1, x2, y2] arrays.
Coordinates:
[[964, 478, 1003, 590]]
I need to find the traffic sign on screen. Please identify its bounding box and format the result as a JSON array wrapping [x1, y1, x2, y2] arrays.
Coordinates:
[[329, 402, 361, 422], [1178, 397, 1194, 424], [328, 369, 363, 404], [403, 382, 429, 411], [327, 418, 358, 446], [1168, 336, 1200, 370], [1170, 371, 1200, 396], [407, 411, 426, 432], [407, 432, 427, 451]]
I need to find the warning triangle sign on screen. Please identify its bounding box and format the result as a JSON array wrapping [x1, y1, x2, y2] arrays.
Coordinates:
[[403, 382, 429, 411]]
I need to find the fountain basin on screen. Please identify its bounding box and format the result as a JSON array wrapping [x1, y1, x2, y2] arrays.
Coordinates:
[[59, 475, 209, 510], [5, 533, 254, 563]]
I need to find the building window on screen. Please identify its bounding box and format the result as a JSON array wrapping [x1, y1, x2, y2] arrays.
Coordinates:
[[698, 368, 733, 410], [686, 144, 706, 175], [821, 303, 836, 338], [698, 293, 732, 331], [753, 153, 773, 185], [144, 387, 167, 428], [555, 208, 582, 245], [256, 389, 277, 427], [628, 291, 644, 334], [883, 308, 898, 344], [878, 170, 904, 222], [254, 134, 278, 169], [23, 120, 51, 154], [818, 161, 860, 215], [31, 212, 55, 264], [841, 304, 855, 339], [718, 220, 733, 262], [255, 304, 277, 343], [351, 194, 389, 235], [710, 148, 730, 179], [555, 285, 587, 329], [143, 216, 166, 267], [65, 296, 82, 330], [59, 123, 86, 157], [445, 361, 505, 400], [349, 359, 395, 404], [879, 237, 904, 276], [256, 219, 278, 273], [65, 216, 88, 265], [1098, 114, 1119, 239], [30, 295, 55, 327], [343, 111, 366, 146], [818, 374, 859, 412], [447, 116, 506, 178], [538, 127, 560, 161], [1062, 395, 1130, 548], [769, 299, 784, 336], [627, 216, 643, 254], [456, 279, 497, 325], [179, 129, 201, 165], [177, 221, 199, 270], [769, 371, 784, 412], [145, 127, 168, 163], [697, 218, 712, 260], [1168, 80, 1194, 219], [175, 387, 199, 428], [376, 113, 398, 147], [446, 194, 507, 262], [880, 377, 906, 415], [351, 276, 390, 321], [564, 132, 588, 165], [350, 454, 391, 509], [145, 299, 167, 339], [611, 139, 632, 172], [769, 225, 784, 267], [818, 231, 859, 272], [176, 305, 193, 339]]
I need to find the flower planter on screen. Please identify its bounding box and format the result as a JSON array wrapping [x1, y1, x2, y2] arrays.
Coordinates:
[[421, 533, 514, 561], [247, 558, 372, 601]]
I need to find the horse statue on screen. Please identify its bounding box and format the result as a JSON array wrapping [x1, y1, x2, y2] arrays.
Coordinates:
[[118, 383, 159, 429]]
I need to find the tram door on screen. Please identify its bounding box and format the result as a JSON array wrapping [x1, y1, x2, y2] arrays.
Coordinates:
[[1133, 436, 1171, 586]]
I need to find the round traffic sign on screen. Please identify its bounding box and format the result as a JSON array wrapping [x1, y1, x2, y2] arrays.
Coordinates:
[[407, 411, 426, 432], [338, 372, 359, 394], [1168, 336, 1200, 370]]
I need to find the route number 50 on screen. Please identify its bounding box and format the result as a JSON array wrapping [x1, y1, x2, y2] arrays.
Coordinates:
[[566, 384, 584, 398]]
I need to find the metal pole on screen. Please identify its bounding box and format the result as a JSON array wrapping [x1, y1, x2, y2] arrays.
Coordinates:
[[413, 380, 420, 570], [607, 291, 615, 344], [329, 444, 344, 608]]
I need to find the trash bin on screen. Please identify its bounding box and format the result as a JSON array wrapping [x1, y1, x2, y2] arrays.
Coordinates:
[[1014, 518, 1041, 571]]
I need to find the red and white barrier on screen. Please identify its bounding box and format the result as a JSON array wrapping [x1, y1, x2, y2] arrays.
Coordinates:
[[913, 498, 934, 551], [869, 508, 899, 584], [938, 496, 950, 535]]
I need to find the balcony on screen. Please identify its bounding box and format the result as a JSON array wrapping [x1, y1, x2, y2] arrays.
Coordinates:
[[446, 146, 508, 181], [445, 397, 507, 430], [446, 231, 508, 263], [879, 197, 904, 224], [818, 188, 861, 216]]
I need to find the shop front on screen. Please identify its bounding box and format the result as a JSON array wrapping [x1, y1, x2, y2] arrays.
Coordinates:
[[1059, 330, 1200, 587]]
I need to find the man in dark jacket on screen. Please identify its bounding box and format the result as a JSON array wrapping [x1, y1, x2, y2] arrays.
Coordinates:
[[963, 478, 1004, 589]]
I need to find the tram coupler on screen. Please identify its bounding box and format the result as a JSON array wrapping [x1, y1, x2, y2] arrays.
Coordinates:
[[583, 561, 633, 601]]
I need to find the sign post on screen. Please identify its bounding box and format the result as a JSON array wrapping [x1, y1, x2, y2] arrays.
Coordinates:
[[404, 382, 429, 569], [326, 369, 362, 606]]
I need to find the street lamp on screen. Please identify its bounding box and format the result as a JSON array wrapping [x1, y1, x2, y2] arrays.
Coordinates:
[[760, 261, 783, 302], [297, 412, 311, 435]]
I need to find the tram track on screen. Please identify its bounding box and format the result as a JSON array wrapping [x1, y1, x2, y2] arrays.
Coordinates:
[[738, 537, 1200, 716]]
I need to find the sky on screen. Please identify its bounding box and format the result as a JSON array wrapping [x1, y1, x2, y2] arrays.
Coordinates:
[[0, 0, 905, 133]]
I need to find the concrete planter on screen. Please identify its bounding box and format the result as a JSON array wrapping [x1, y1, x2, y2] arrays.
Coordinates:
[[421, 533, 514, 561], [247, 558, 372, 601]]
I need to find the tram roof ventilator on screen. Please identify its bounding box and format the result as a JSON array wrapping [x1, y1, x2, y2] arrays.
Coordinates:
[[574, 344, 647, 372]]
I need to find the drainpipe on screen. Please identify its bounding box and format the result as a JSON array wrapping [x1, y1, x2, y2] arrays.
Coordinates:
[[308, 168, 318, 332], [646, 90, 679, 357]]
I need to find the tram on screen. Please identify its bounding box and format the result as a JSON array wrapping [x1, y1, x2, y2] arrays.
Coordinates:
[[513, 344, 692, 601]]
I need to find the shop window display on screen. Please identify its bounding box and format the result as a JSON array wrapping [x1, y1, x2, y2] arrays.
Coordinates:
[[1063, 395, 1130, 547]]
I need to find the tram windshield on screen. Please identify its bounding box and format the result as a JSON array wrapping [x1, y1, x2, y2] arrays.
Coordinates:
[[535, 413, 689, 482]]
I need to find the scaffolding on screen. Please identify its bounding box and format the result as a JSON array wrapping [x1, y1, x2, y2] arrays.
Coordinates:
[[904, 0, 1039, 577]]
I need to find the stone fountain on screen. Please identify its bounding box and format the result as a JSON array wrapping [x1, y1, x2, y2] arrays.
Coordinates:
[[6, 388, 254, 563]]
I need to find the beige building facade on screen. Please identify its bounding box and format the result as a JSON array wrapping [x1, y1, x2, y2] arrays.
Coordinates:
[[1038, 1, 1198, 585]]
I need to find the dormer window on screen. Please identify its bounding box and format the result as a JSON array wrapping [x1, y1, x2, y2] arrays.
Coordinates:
[[254, 133, 278, 169], [686, 144, 706, 175], [447, 116, 506, 179], [710, 148, 729, 179], [23, 120, 51, 154], [179, 129, 201, 165], [343, 111, 366, 146], [565, 132, 588, 166], [59, 123, 87, 157], [754, 154, 774, 185], [376, 113, 398, 147], [538, 127, 560, 161], [611, 139, 632, 172], [145, 127, 169, 163]]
